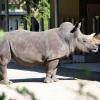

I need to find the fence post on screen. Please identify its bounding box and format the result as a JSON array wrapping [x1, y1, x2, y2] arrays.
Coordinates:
[[48, 18, 51, 29], [92, 17, 96, 33], [71, 18, 75, 24], [15, 19, 18, 30], [40, 18, 44, 31], [66, 17, 70, 22], [81, 18, 85, 33], [23, 18, 27, 30], [96, 16, 100, 33]]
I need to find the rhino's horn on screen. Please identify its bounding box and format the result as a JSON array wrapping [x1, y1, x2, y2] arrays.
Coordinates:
[[70, 22, 79, 33]]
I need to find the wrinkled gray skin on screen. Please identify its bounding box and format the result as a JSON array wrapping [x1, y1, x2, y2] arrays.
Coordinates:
[[0, 22, 98, 84]]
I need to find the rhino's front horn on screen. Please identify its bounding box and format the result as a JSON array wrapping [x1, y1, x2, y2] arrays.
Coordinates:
[[88, 33, 96, 39]]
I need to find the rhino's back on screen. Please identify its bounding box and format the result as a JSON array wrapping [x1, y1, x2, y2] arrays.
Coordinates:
[[7, 29, 67, 64]]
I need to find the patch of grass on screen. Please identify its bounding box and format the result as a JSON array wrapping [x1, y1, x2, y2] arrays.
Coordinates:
[[16, 87, 37, 100], [0, 30, 5, 40], [0, 93, 6, 100], [78, 63, 92, 79]]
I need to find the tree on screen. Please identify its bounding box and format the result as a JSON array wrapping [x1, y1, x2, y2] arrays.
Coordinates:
[[9, 0, 50, 30], [37, 0, 50, 19], [23, 0, 50, 30]]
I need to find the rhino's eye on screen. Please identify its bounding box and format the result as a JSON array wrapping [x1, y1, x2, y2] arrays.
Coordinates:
[[83, 40, 86, 42]]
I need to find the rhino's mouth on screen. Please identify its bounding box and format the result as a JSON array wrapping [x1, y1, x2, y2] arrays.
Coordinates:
[[91, 47, 98, 53]]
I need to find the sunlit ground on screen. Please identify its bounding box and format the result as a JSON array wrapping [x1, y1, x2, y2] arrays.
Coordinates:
[[0, 61, 100, 100]]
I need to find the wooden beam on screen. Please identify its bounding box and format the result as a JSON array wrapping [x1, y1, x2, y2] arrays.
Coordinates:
[[54, 0, 59, 27], [5, 0, 9, 31]]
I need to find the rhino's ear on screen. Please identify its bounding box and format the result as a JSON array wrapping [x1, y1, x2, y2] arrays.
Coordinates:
[[70, 22, 82, 33], [78, 22, 81, 29], [70, 22, 79, 33]]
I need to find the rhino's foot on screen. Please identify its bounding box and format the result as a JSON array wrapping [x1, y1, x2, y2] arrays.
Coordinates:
[[44, 78, 53, 83], [52, 77, 59, 82], [0, 80, 13, 85]]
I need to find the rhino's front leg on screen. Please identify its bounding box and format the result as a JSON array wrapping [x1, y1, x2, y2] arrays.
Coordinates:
[[51, 68, 59, 82], [0, 64, 11, 84], [44, 60, 59, 83]]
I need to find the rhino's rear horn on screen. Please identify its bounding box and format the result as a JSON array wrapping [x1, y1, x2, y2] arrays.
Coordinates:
[[70, 23, 79, 33]]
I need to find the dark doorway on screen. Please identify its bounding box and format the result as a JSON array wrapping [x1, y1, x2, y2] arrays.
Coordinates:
[[79, 0, 100, 62], [79, 0, 100, 33], [87, 4, 100, 33]]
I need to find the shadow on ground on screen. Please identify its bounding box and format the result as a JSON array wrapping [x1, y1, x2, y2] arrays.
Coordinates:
[[8, 61, 100, 83], [11, 77, 75, 83]]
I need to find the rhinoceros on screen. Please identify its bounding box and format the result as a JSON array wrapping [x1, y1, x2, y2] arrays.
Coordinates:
[[0, 22, 99, 84]]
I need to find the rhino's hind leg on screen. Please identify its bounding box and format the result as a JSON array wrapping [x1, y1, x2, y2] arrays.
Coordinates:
[[44, 60, 59, 83], [0, 56, 12, 84], [0, 79, 12, 84], [0, 64, 11, 84]]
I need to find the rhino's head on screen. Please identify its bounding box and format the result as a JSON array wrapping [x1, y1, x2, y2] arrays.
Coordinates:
[[59, 22, 99, 53]]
